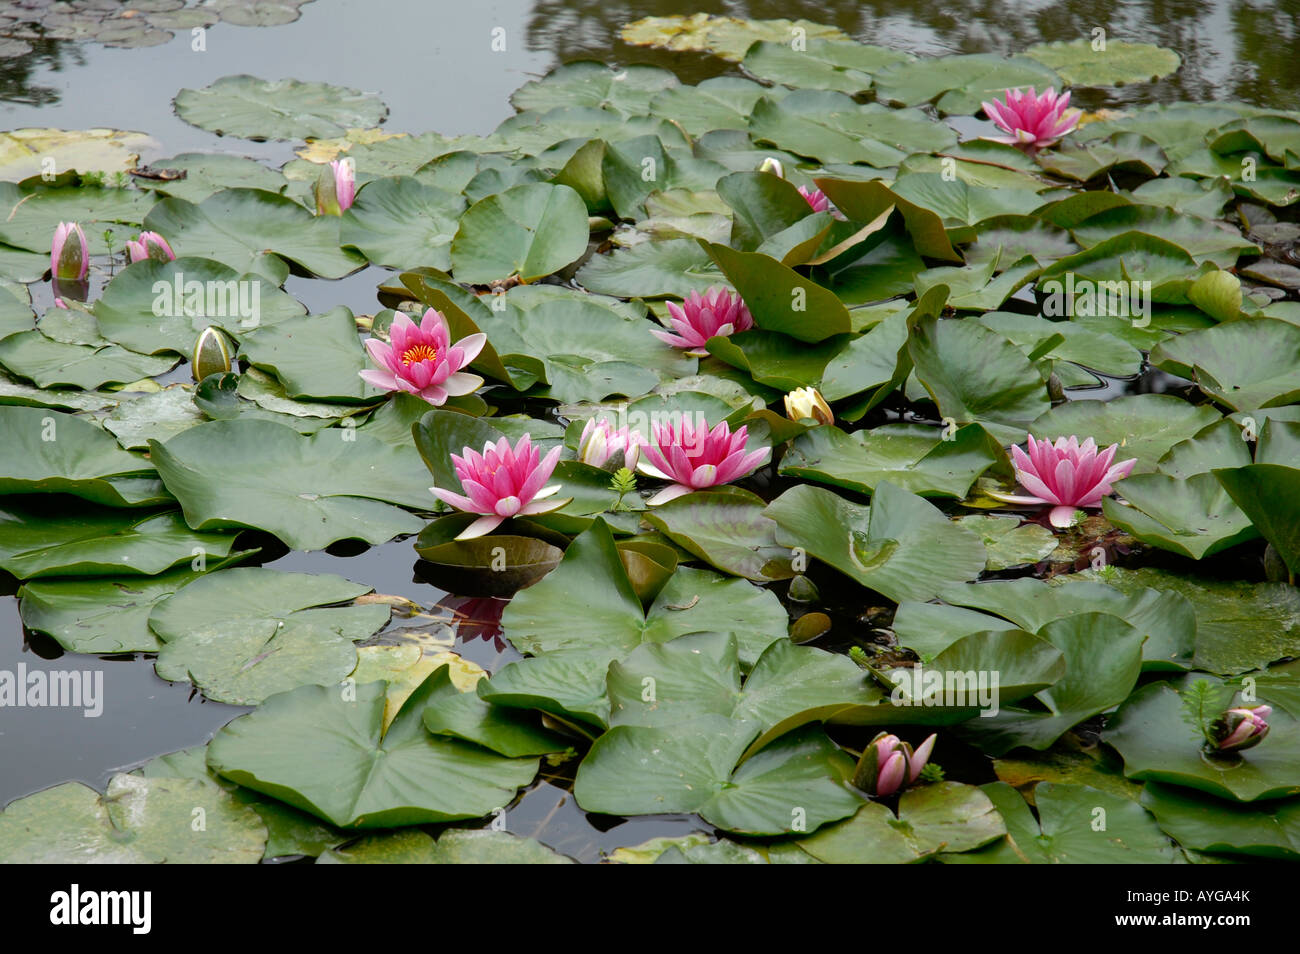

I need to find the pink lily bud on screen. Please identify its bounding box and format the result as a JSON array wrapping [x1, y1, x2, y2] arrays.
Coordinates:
[[315, 158, 355, 215], [578, 417, 641, 471], [1212, 705, 1272, 753], [126, 231, 175, 264], [854, 731, 938, 797], [875, 753, 907, 797], [51, 221, 87, 282]]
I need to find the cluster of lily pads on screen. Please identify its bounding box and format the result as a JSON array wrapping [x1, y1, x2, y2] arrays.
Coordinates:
[[2, 13, 1300, 863]]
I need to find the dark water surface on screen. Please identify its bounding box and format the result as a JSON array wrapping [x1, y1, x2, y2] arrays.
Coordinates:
[[1, 0, 1295, 860]]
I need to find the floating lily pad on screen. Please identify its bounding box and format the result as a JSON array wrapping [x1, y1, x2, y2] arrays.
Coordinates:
[[0, 503, 236, 579], [1103, 473, 1256, 560], [149, 419, 431, 550], [174, 75, 389, 141], [420, 664, 570, 757], [503, 518, 789, 669], [1024, 39, 1180, 86], [742, 39, 910, 93], [1030, 394, 1222, 473], [641, 486, 792, 582], [1150, 318, 1300, 411], [575, 718, 861, 836], [779, 422, 1008, 498], [450, 182, 590, 285], [0, 127, 160, 181], [618, 14, 848, 62], [764, 482, 987, 603], [1214, 463, 1300, 578], [873, 53, 1062, 114], [1141, 781, 1300, 860], [0, 405, 160, 507], [956, 613, 1146, 756], [134, 152, 289, 205], [511, 61, 679, 116], [207, 675, 539, 829], [104, 388, 206, 450], [0, 775, 265, 863], [93, 256, 308, 356], [340, 176, 465, 271], [1107, 679, 1300, 802], [0, 329, 177, 389], [238, 307, 376, 403], [945, 781, 1176, 864], [956, 514, 1059, 570]]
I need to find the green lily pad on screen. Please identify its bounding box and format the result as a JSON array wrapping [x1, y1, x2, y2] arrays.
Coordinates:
[[1107, 679, 1300, 802], [420, 664, 569, 758], [742, 39, 910, 93], [702, 242, 851, 343], [779, 422, 1008, 498], [0, 181, 155, 254], [238, 307, 376, 404], [908, 312, 1050, 439], [1151, 318, 1300, 411], [503, 518, 789, 668], [320, 828, 575, 864], [104, 388, 206, 450], [1024, 39, 1180, 86], [764, 482, 987, 603], [1080, 565, 1300, 675], [647, 78, 787, 136], [1141, 781, 1300, 861], [340, 176, 465, 271], [143, 188, 366, 282], [575, 718, 861, 836], [0, 503, 237, 579], [573, 238, 728, 299], [174, 75, 389, 141], [450, 182, 589, 285], [1029, 394, 1222, 474], [1215, 463, 1300, 578], [1036, 133, 1167, 181], [512, 61, 679, 116], [1103, 473, 1256, 560], [750, 89, 956, 167], [93, 256, 308, 356], [873, 52, 1062, 114], [956, 514, 1059, 570], [17, 560, 249, 654], [149, 567, 388, 705], [939, 576, 1196, 671], [0, 329, 176, 389], [1070, 204, 1256, 268], [641, 486, 792, 582], [619, 14, 848, 61], [207, 675, 539, 829], [0, 405, 160, 506], [149, 419, 431, 550], [956, 613, 1146, 756], [135, 152, 289, 205], [0, 775, 265, 863], [946, 781, 1176, 864], [796, 782, 1005, 862]]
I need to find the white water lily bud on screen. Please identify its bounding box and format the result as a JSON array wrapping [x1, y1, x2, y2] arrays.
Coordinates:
[[758, 157, 785, 178], [783, 387, 833, 425], [192, 326, 233, 382]]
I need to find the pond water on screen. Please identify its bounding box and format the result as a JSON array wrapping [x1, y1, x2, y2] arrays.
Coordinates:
[[1, 0, 1297, 863]]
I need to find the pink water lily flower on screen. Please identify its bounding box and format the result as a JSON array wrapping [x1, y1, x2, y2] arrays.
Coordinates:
[[637, 417, 770, 505], [360, 308, 485, 406], [51, 221, 87, 281], [651, 287, 753, 356], [126, 231, 175, 264], [331, 159, 356, 211], [430, 434, 568, 540], [980, 87, 1081, 150], [578, 416, 641, 471], [798, 185, 831, 213], [989, 435, 1137, 528]]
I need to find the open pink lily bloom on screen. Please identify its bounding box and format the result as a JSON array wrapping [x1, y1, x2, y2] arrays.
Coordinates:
[[637, 417, 770, 505], [989, 435, 1137, 528], [126, 231, 175, 264], [980, 86, 1081, 150], [430, 434, 568, 540], [798, 185, 831, 213], [360, 308, 485, 406], [651, 287, 753, 356]]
